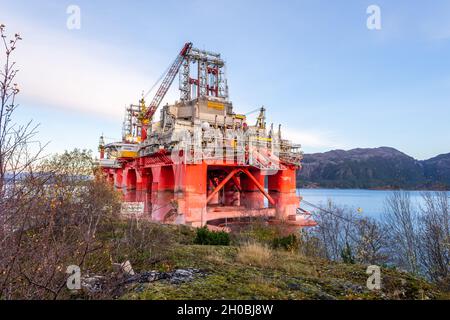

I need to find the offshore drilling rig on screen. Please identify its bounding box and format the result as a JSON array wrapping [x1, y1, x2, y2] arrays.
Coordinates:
[[98, 42, 316, 230]]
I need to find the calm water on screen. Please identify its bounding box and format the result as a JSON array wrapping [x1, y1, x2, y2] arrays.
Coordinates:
[[297, 188, 450, 219]]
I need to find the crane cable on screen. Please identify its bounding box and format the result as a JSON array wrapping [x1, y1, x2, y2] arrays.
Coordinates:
[[300, 198, 358, 224], [245, 107, 263, 116], [143, 62, 172, 99]]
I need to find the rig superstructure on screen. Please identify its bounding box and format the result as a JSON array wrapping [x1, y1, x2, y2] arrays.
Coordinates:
[[98, 43, 315, 229]]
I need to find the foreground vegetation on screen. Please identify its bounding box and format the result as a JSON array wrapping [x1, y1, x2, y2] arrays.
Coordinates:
[[2, 175, 448, 300], [0, 147, 447, 299], [88, 221, 448, 300]]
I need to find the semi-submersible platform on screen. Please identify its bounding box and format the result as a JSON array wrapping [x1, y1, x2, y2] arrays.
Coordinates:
[[98, 42, 316, 230]]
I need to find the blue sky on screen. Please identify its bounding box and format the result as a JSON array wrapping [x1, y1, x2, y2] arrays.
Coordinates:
[[1, 0, 450, 159]]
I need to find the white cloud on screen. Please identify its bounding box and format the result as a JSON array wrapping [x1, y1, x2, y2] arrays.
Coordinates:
[[425, 25, 450, 40], [418, 6, 450, 41], [281, 127, 347, 151], [3, 14, 167, 121]]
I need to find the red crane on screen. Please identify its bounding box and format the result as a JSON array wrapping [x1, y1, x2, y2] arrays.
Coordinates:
[[141, 42, 193, 140]]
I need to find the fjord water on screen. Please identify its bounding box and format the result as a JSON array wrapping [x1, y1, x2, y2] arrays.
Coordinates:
[[298, 188, 450, 219]]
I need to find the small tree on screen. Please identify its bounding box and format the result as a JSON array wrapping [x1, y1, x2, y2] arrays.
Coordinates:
[[419, 192, 449, 287], [303, 201, 388, 265], [0, 24, 48, 299], [352, 217, 388, 265], [383, 191, 420, 274], [0, 24, 45, 198], [308, 200, 358, 261], [0, 149, 121, 299]]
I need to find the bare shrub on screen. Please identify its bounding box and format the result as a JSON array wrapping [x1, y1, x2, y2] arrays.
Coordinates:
[[419, 191, 449, 288], [352, 217, 388, 265], [109, 218, 176, 271], [0, 25, 45, 202], [307, 200, 358, 261], [301, 200, 388, 266], [383, 191, 420, 274], [298, 231, 328, 259], [0, 150, 121, 299], [0, 26, 126, 298]]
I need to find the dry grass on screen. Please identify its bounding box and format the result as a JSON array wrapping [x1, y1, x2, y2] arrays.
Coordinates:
[[205, 249, 228, 265], [236, 242, 273, 267]]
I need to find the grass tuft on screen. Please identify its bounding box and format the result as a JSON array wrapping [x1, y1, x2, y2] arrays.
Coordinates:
[[236, 242, 273, 267]]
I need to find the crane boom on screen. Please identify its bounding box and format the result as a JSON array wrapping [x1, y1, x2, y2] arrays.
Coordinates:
[[141, 42, 193, 140]]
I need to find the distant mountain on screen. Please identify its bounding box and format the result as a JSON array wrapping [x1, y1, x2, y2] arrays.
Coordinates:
[[423, 153, 450, 187], [297, 147, 450, 190]]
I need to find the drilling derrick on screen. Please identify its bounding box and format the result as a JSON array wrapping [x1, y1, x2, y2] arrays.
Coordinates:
[[99, 43, 316, 230]]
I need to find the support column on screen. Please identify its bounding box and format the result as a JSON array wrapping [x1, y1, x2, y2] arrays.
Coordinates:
[[124, 168, 137, 191], [159, 166, 175, 191], [268, 167, 300, 220], [123, 167, 137, 202], [139, 168, 153, 216], [174, 162, 207, 227], [148, 166, 176, 222], [114, 168, 123, 189]]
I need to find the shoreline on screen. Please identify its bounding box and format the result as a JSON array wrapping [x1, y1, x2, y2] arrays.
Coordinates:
[[297, 185, 450, 192]]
